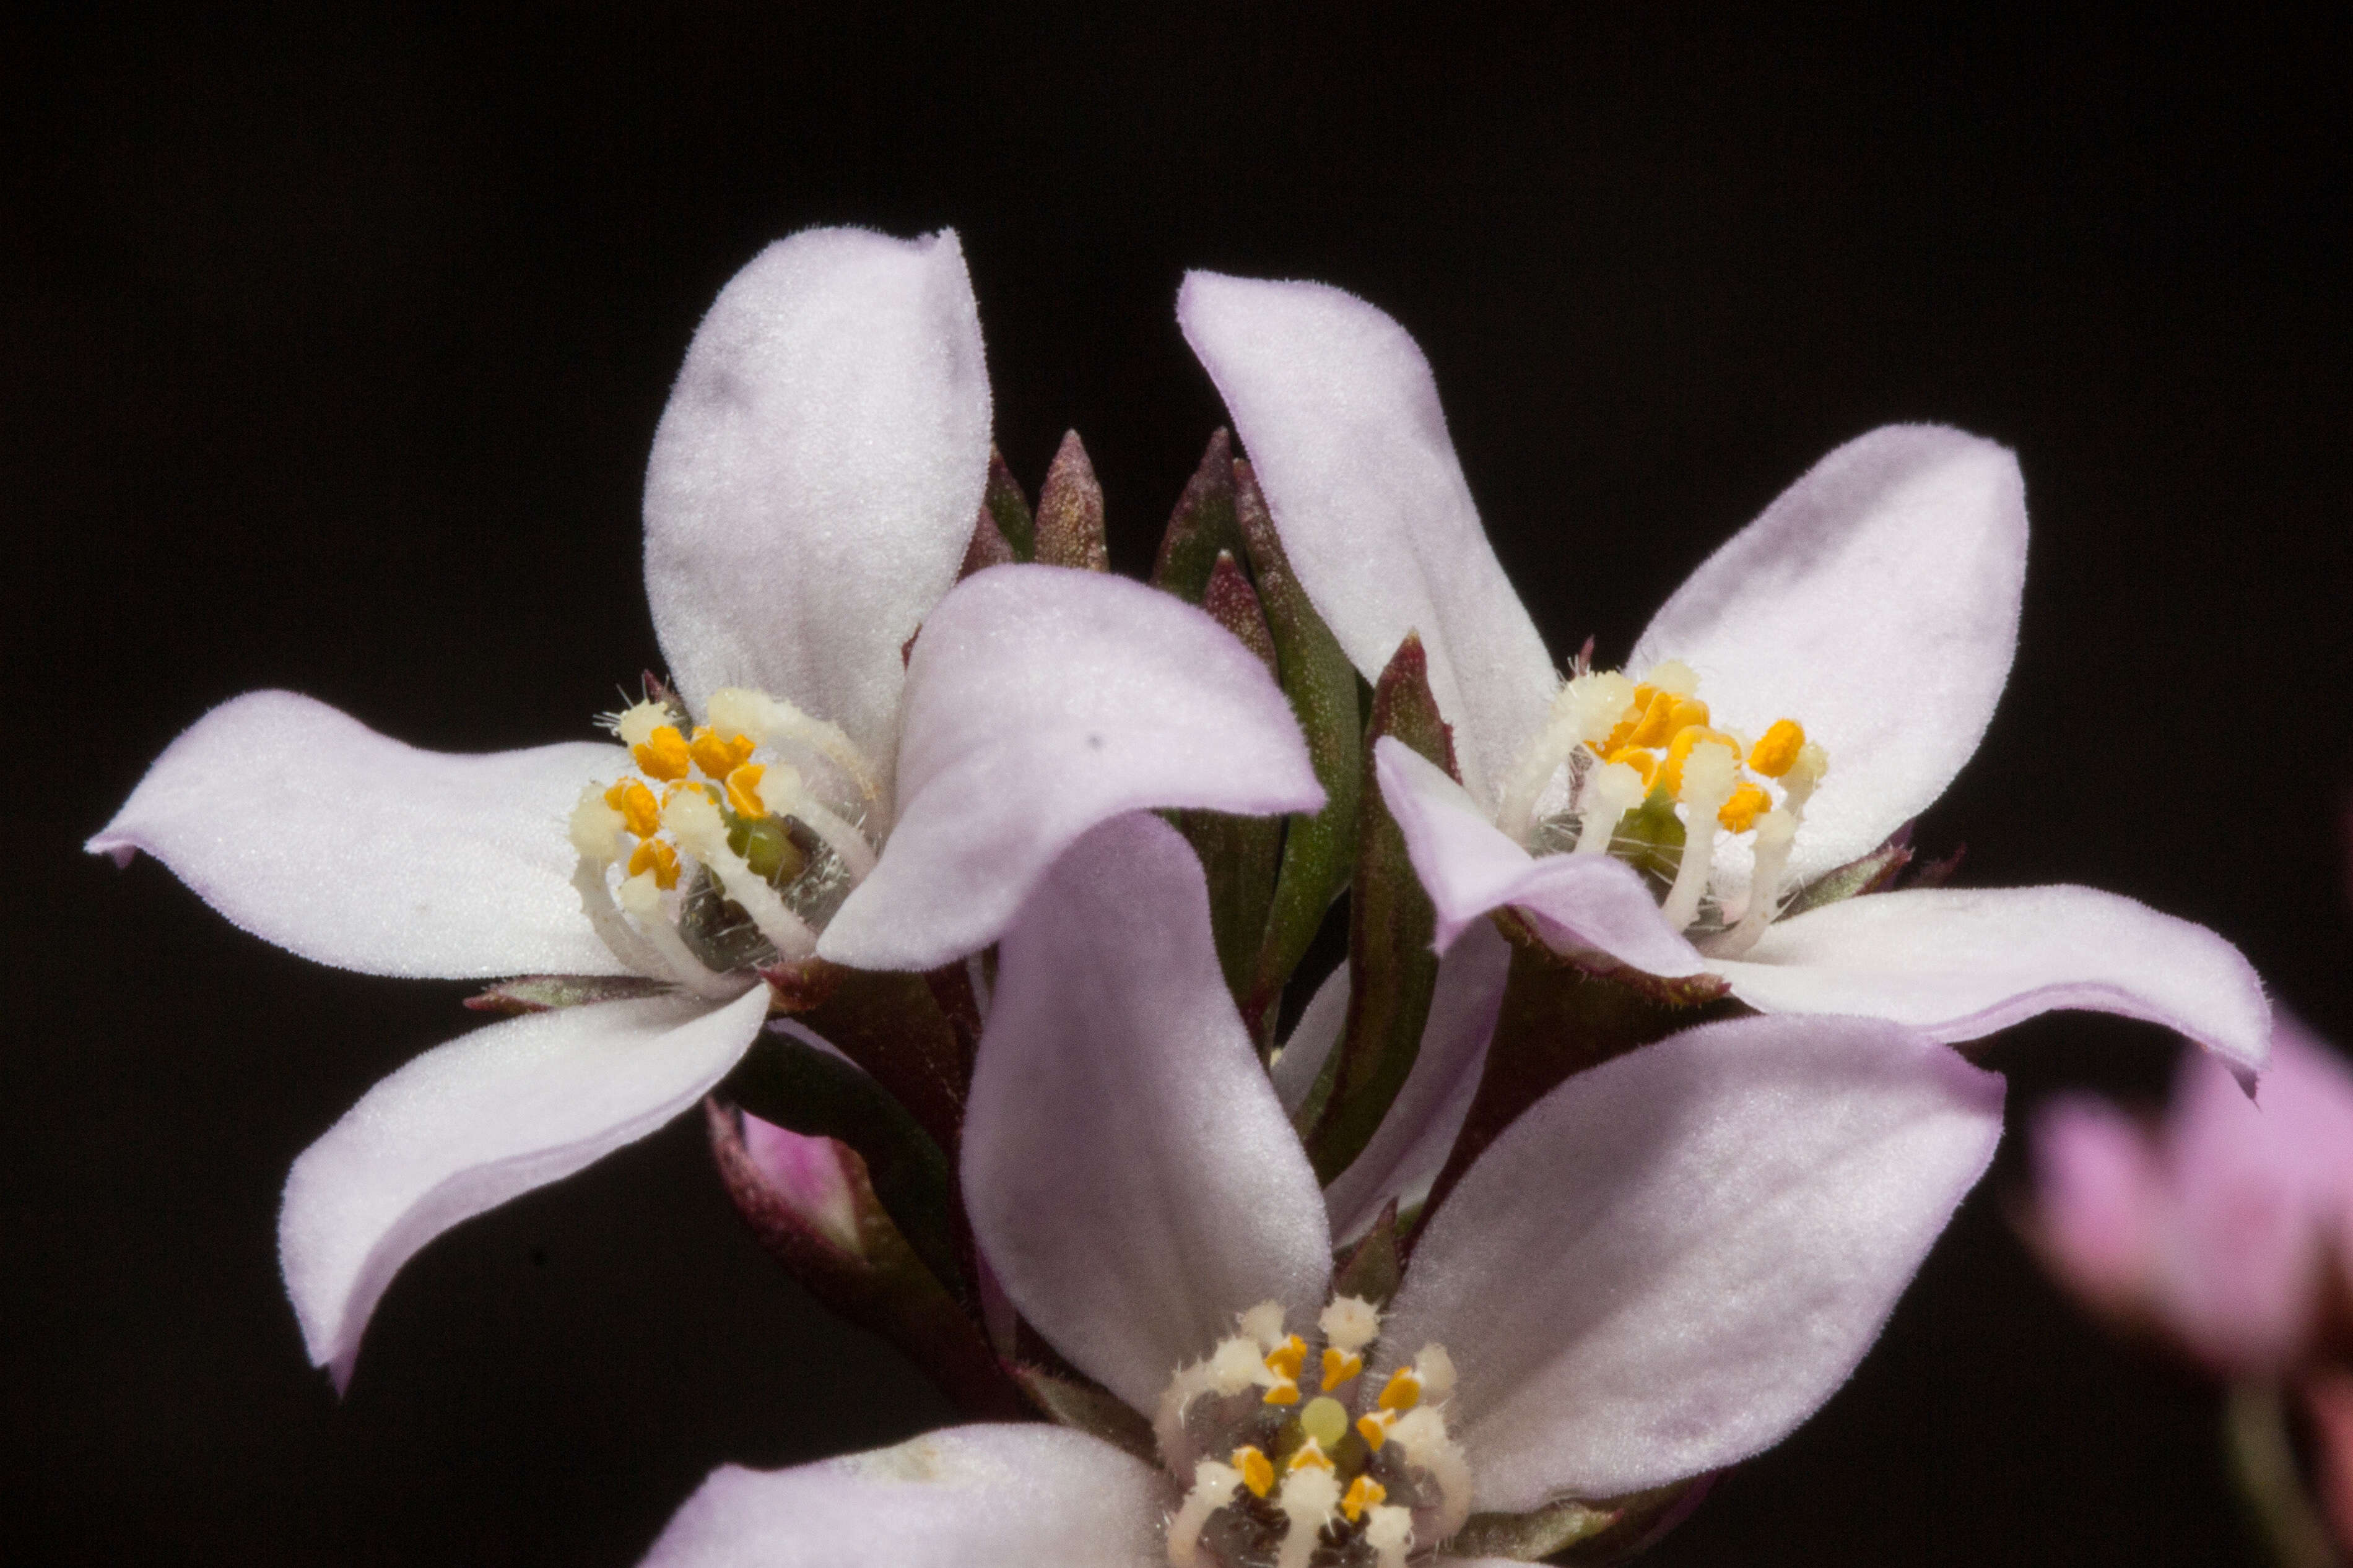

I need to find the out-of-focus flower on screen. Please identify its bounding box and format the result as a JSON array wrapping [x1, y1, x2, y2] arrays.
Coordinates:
[[2032, 1018, 2353, 1559], [643, 811, 2003, 1567], [87, 229, 1321, 1386], [1176, 272, 2268, 1081], [2032, 1018, 2353, 1379]]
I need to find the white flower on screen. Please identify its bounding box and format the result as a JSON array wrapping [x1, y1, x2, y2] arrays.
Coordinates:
[[87, 229, 1321, 1386], [638, 812, 2003, 1567], [1176, 270, 2268, 1085]]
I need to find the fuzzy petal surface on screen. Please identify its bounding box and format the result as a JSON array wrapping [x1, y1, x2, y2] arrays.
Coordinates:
[[1179, 271, 1555, 803], [1377, 739, 1706, 977], [1272, 964, 1351, 1117], [641, 1424, 1170, 1568], [1383, 1015, 2003, 1505], [87, 689, 628, 979], [280, 986, 770, 1387], [1630, 425, 2026, 888], [819, 565, 1324, 971], [1712, 885, 2271, 1075], [1322, 919, 1511, 1242], [642, 226, 989, 766], [962, 813, 1333, 1414]]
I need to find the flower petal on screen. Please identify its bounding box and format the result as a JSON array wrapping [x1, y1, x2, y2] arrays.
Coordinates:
[[1382, 1014, 2003, 1505], [1322, 919, 1511, 1242], [1178, 271, 1555, 804], [1711, 885, 2271, 1075], [279, 986, 770, 1388], [818, 566, 1325, 972], [87, 689, 628, 979], [642, 227, 990, 768], [961, 813, 1332, 1415], [1629, 425, 2027, 885], [1376, 738, 1707, 977], [640, 1425, 1170, 1568]]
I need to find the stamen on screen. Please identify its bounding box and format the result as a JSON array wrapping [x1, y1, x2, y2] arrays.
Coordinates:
[[1167, 1460, 1243, 1568], [613, 700, 671, 750], [1718, 781, 1770, 833], [633, 724, 692, 782], [661, 787, 818, 959], [1573, 760, 1648, 854], [569, 857, 668, 978], [1659, 737, 1738, 931], [568, 790, 627, 864], [688, 726, 757, 781], [626, 836, 681, 890], [705, 687, 887, 816], [1233, 1446, 1275, 1499], [1710, 806, 1797, 958], [1318, 1295, 1381, 1355], [1495, 671, 1636, 842], [1412, 1345, 1456, 1401], [1341, 1475, 1387, 1523], [763, 762, 879, 881], [1212, 1334, 1274, 1396], [1782, 740, 1829, 813], [1356, 1410, 1396, 1452], [1238, 1302, 1289, 1352], [1287, 1438, 1335, 1475], [612, 868, 745, 1000], [1264, 1335, 1308, 1382], [604, 779, 663, 838], [1376, 1366, 1422, 1413], [1364, 1504, 1414, 1568], [1642, 659, 1700, 698], [1320, 1347, 1364, 1388], [722, 762, 767, 820], [1747, 719, 1806, 778], [1388, 1406, 1473, 1539], [1274, 1466, 1341, 1568]]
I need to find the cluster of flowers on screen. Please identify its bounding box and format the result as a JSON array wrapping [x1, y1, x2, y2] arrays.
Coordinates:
[[95, 227, 2290, 1566]]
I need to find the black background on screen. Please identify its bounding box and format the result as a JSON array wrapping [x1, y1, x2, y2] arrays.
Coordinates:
[[6, 6, 2347, 1564]]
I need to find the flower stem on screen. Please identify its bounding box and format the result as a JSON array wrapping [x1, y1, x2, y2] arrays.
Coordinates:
[[2227, 1382, 2343, 1568]]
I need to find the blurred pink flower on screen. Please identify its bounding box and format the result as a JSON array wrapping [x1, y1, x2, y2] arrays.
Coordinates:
[[2030, 1018, 2353, 1380]]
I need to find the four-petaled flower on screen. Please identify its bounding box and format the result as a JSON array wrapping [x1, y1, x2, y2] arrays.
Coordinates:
[[642, 812, 2003, 1567], [1178, 271, 2268, 1085], [87, 229, 1322, 1385]]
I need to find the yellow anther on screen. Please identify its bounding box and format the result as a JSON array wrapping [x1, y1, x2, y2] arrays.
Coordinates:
[[1720, 781, 1772, 833], [1286, 1440, 1335, 1474], [626, 836, 681, 890], [633, 724, 691, 781], [1377, 1367, 1423, 1413], [689, 727, 757, 781], [604, 779, 662, 838], [1749, 719, 1807, 778], [1264, 1335, 1308, 1381], [1604, 745, 1659, 787], [1658, 726, 1738, 799], [1233, 1446, 1275, 1499], [723, 763, 767, 819], [1623, 687, 1684, 748], [1356, 1411, 1397, 1451], [1341, 1476, 1388, 1523], [1262, 1378, 1300, 1407], [1594, 683, 1656, 755], [1320, 1347, 1364, 1390]]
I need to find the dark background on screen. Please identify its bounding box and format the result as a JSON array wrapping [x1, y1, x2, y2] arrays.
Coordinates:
[[6, 6, 2347, 1564]]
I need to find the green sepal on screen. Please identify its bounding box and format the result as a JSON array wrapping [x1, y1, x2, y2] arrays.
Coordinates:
[[1235, 457, 1363, 1031], [1420, 925, 1737, 1221], [1300, 633, 1451, 1184], [1148, 428, 1243, 603], [463, 973, 672, 1016], [715, 1024, 965, 1301], [1448, 1475, 1711, 1563], [704, 1099, 1027, 1419], [770, 964, 971, 1161], [1167, 552, 1286, 1014], [1783, 823, 1917, 917], [1010, 1365, 1161, 1465], [1032, 430, 1109, 571], [982, 444, 1036, 562], [1328, 1199, 1403, 1307]]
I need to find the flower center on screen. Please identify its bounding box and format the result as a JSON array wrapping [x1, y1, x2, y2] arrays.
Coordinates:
[[1495, 660, 1829, 956], [566, 688, 885, 993], [1159, 1297, 1468, 1568]]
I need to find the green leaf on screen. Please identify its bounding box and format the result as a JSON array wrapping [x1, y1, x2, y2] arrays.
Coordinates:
[[1032, 430, 1108, 571], [705, 1100, 1026, 1419], [1235, 457, 1363, 1031], [1166, 552, 1285, 1013], [983, 444, 1036, 562], [1148, 428, 1243, 602], [1783, 824, 1917, 917], [1301, 633, 1450, 1184], [716, 1026, 964, 1300]]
